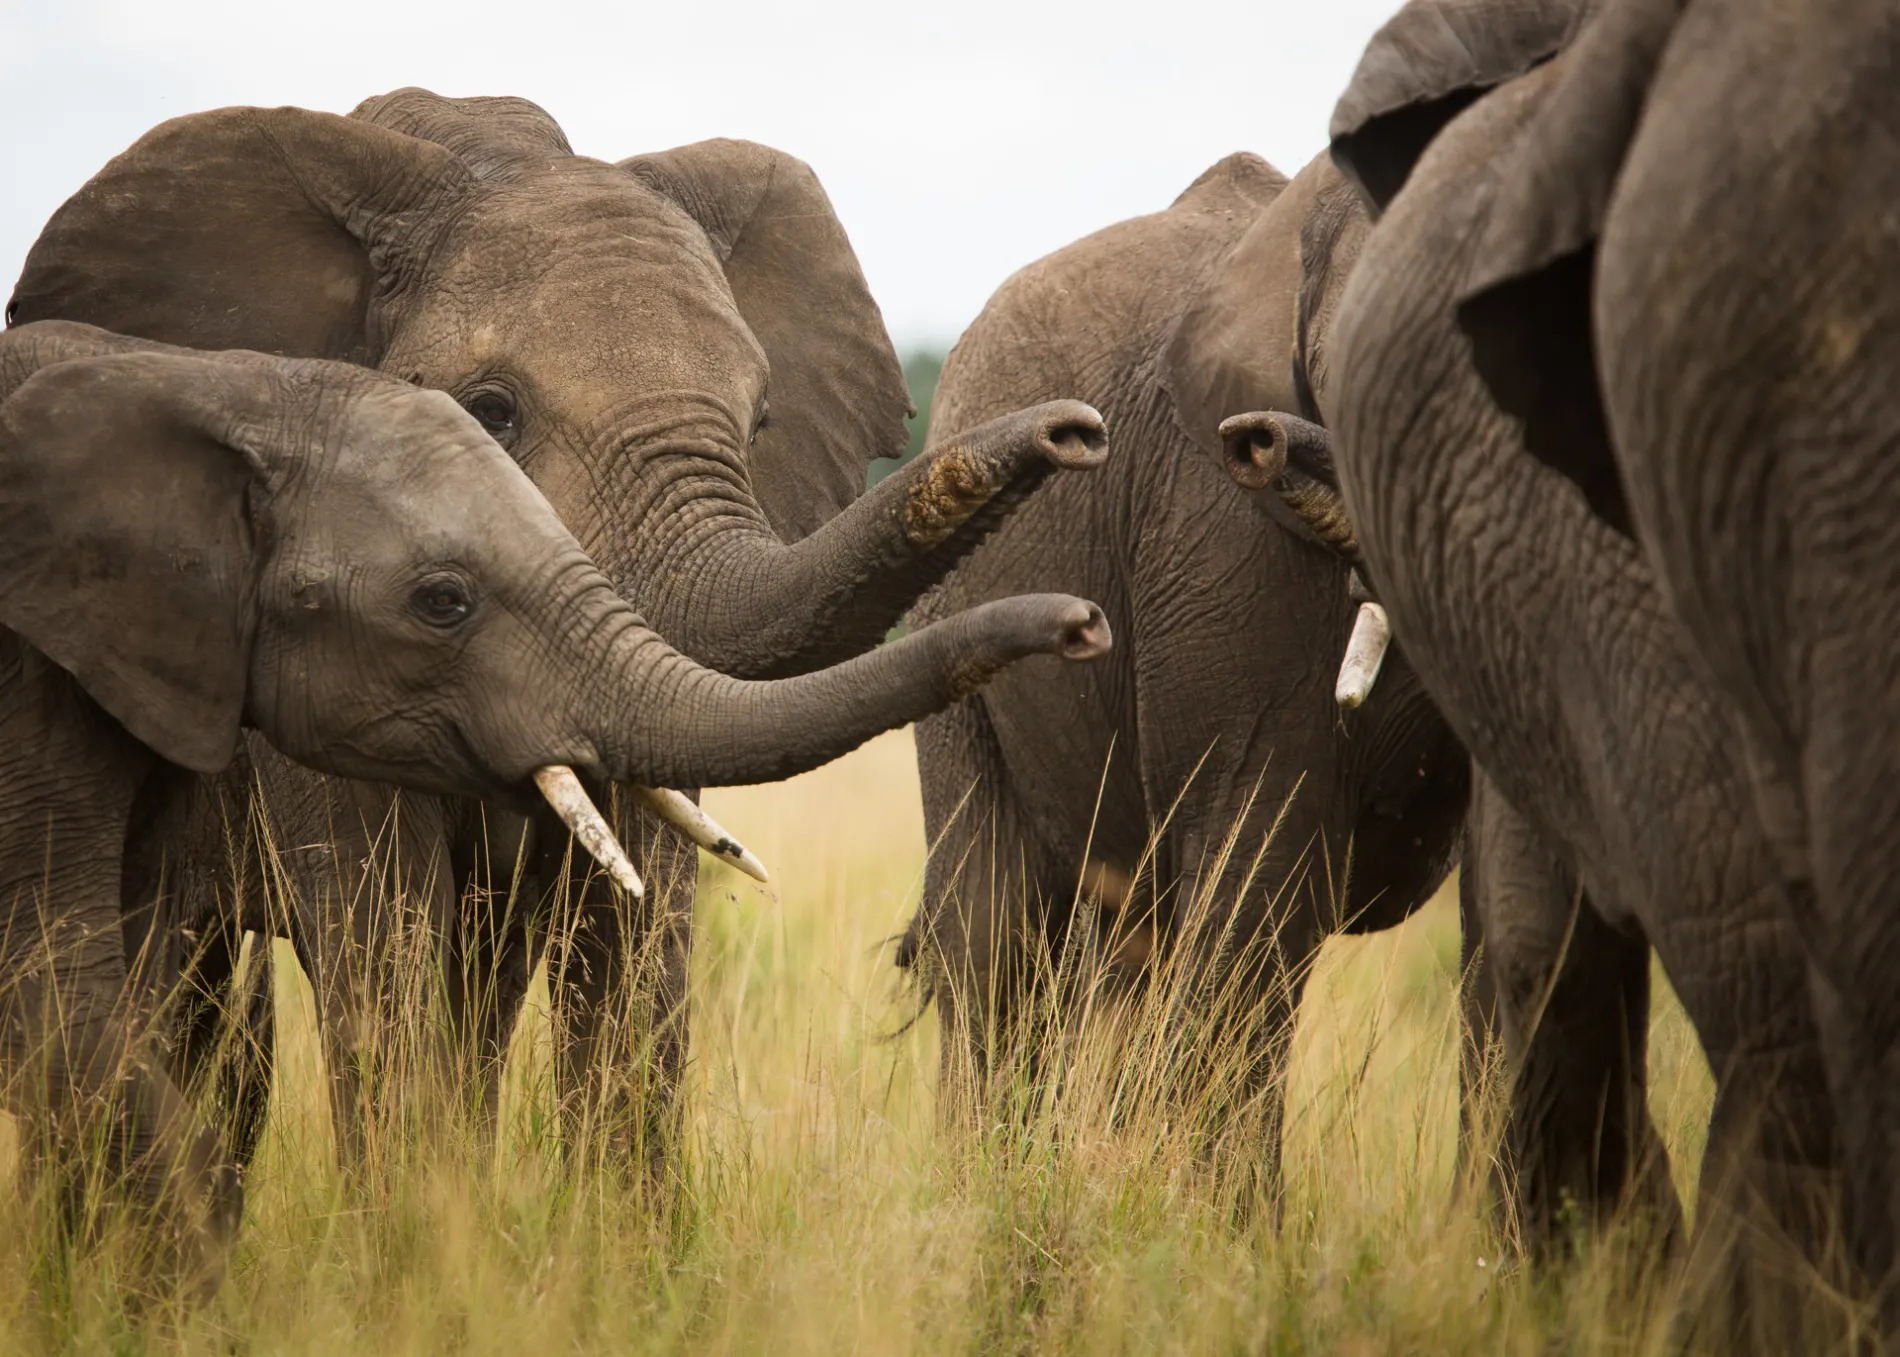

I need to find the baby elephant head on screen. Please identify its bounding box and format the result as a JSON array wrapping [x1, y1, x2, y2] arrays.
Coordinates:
[[0, 322, 1111, 887]]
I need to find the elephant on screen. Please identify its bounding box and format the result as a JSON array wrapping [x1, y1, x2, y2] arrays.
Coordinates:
[[1241, 0, 1847, 1339], [1424, 0, 1900, 1323], [0, 317, 1109, 1292], [6, 88, 1109, 1169], [896, 149, 1469, 1187]]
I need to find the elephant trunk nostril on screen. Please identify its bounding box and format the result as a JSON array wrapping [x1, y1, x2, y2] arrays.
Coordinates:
[[1220, 411, 1290, 489], [1059, 601, 1113, 661], [1038, 400, 1110, 467]]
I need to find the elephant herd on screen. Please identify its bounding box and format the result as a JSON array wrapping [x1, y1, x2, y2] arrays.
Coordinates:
[[4, 0, 1899, 1345]]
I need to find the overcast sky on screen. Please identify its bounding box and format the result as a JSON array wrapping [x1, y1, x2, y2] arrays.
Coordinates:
[[2, 0, 1397, 352]]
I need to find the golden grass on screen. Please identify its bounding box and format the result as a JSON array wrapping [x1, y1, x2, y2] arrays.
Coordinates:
[[0, 730, 1719, 1353]]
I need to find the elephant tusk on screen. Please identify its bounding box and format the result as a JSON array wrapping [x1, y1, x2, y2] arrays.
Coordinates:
[[533, 765, 645, 899], [633, 786, 771, 884], [1335, 601, 1391, 710]]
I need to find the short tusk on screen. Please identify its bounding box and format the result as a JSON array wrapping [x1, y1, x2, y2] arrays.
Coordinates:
[[533, 765, 645, 899], [1335, 601, 1392, 710], [633, 786, 771, 884]]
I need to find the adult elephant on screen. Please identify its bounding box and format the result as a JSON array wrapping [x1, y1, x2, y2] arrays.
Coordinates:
[[0, 317, 1105, 1292], [1281, 0, 1842, 1340], [7, 89, 1108, 1171], [1440, 0, 1900, 1324], [898, 150, 1469, 1186]]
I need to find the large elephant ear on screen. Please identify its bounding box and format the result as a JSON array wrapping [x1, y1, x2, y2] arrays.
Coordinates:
[[1329, 0, 1592, 216], [620, 139, 910, 541], [1158, 152, 1332, 457], [350, 87, 573, 181], [1454, 0, 1689, 537], [7, 105, 470, 363], [0, 331, 283, 772]]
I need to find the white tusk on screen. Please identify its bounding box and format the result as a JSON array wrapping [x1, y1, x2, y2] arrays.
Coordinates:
[[533, 765, 644, 899], [634, 786, 770, 884], [1334, 601, 1392, 710]]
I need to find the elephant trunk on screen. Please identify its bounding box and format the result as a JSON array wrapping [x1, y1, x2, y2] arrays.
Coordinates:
[[1220, 410, 1360, 566], [641, 402, 1107, 678], [581, 589, 1110, 792]]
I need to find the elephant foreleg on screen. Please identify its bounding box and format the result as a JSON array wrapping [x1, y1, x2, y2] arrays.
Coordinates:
[[1464, 776, 1680, 1256], [164, 921, 275, 1173], [540, 790, 696, 1182], [908, 696, 1061, 1128], [263, 759, 454, 1174]]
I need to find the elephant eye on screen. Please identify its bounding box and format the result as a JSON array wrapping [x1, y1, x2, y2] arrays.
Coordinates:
[[463, 388, 519, 448], [412, 576, 475, 628], [749, 397, 770, 448]]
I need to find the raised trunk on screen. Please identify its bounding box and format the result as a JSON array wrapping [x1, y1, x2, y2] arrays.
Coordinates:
[[586, 591, 1109, 790], [641, 402, 1106, 678]]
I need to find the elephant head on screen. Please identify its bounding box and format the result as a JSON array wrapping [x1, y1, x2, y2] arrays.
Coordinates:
[[0, 321, 1111, 875], [1155, 152, 1402, 709], [1159, 152, 1372, 552], [1146, 151, 1468, 932], [6, 90, 1104, 680]]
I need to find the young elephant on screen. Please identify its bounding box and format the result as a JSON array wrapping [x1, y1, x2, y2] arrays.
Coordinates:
[[900, 153, 1468, 1179], [0, 320, 1109, 1289]]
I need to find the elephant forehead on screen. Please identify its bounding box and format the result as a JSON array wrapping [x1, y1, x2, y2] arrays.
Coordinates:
[[409, 168, 768, 391], [328, 385, 571, 541]]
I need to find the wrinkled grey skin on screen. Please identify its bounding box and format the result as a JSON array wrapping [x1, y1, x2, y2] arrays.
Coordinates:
[[1314, 1, 1843, 1342], [0, 319, 1106, 1291], [1444, 0, 1900, 1325], [900, 153, 1468, 1179], [7, 89, 1108, 1169]]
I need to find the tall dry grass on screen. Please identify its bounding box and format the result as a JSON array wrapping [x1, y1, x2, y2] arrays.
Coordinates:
[[0, 731, 1718, 1353]]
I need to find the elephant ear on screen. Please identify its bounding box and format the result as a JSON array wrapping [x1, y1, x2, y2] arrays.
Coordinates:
[[0, 334, 277, 773], [1329, 0, 1593, 216], [1454, 0, 1689, 537], [1153, 153, 1300, 458], [620, 139, 910, 542], [350, 87, 573, 182], [7, 105, 470, 363]]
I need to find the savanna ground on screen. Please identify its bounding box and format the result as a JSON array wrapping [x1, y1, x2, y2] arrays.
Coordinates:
[[0, 730, 1718, 1354]]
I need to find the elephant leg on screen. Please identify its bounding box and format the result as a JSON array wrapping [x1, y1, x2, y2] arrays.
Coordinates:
[[1453, 814, 1503, 1209], [6, 899, 242, 1298], [117, 759, 277, 1173], [1651, 891, 1842, 1352], [909, 697, 1059, 1125], [1465, 777, 1679, 1256], [440, 800, 541, 1136], [1789, 682, 1900, 1326], [1163, 844, 1318, 1222], [262, 753, 454, 1172], [540, 789, 696, 1179], [164, 920, 276, 1173]]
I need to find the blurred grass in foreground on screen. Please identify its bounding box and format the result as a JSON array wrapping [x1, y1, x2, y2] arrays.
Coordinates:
[[0, 731, 1715, 1354]]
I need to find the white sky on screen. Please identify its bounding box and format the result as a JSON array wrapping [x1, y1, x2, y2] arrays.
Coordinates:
[[1, 0, 1398, 352]]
